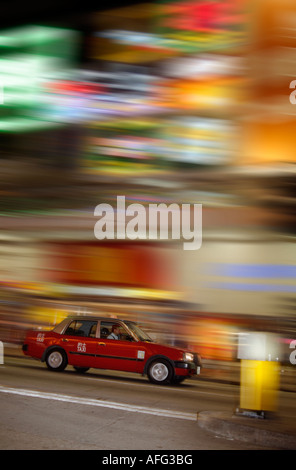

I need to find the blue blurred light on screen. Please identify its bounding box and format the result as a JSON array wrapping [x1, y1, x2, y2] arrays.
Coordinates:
[[209, 264, 296, 279]]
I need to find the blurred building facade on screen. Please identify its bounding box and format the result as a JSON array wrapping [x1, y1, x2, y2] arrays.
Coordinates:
[[0, 0, 295, 361]]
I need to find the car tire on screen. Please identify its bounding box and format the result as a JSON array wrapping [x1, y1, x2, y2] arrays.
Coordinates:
[[147, 358, 173, 385], [45, 348, 67, 372], [73, 366, 89, 373]]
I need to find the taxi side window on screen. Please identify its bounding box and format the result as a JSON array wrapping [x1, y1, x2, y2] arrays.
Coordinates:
[[100, 322, 113, 338], [100, 322, 133, 341], [64, 320, 97, 338], [100, 325, 110, 338]]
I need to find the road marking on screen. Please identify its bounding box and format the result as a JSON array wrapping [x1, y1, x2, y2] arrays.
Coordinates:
[[0, 385, 197, 421]]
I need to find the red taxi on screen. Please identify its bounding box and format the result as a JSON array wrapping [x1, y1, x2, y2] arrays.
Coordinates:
[[22, 316, 201, 385]]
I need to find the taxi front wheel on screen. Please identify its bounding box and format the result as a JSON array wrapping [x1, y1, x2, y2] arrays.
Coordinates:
[[45, 348, 67, 372], [147, 359, 173, 385]]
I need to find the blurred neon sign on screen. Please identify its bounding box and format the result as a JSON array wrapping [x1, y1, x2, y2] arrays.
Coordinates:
[[100, 0, 247, 54], [99, 30, 245, 54], [158, 0, 245, 33], [153, 0, 247, 52], [45, 81, 105, 96]]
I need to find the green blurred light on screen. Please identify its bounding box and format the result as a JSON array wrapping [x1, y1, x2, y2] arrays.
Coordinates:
[[0, 25, 79, 133]]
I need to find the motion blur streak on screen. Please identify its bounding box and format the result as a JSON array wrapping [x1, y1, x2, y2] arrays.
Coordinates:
[[0, 0, 295, 390]]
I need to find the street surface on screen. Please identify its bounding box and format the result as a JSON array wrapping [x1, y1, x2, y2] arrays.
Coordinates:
[[1, 356, 295, 450]]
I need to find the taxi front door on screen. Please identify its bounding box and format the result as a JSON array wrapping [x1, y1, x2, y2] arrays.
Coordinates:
[[96, 324, 146, 373]]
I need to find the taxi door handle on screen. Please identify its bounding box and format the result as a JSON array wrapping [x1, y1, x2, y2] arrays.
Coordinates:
[[98, 342, 106, 346], [62, 338, 69, 342]]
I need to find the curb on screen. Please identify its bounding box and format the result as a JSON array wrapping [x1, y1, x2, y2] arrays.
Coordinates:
[[197, 411, 296, 450]]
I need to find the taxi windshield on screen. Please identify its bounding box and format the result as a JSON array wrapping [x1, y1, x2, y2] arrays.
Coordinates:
[[126, 322, 153, 342]]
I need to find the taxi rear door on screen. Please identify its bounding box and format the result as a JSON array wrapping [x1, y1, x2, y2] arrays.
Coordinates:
[[59, 319, 98, 368]]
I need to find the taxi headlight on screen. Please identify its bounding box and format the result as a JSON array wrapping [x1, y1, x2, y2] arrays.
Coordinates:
[[183, 352, 194, 362]]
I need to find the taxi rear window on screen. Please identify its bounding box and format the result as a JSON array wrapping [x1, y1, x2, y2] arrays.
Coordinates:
[[64, 320, 97, 338]]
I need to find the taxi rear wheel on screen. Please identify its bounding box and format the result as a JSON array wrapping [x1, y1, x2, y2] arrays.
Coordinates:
[[147, 359, 173, 385], [45, 348, 67, 372]]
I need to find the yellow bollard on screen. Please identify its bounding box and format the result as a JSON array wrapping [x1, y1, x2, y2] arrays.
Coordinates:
[[237, 333, 281, 418], [239, 359, 280, 413]]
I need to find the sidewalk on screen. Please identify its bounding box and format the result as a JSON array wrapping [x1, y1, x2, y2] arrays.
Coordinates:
[[198, 359, 296, 449], [198, 410, 296, 450], [3, 343, 296, 450]]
